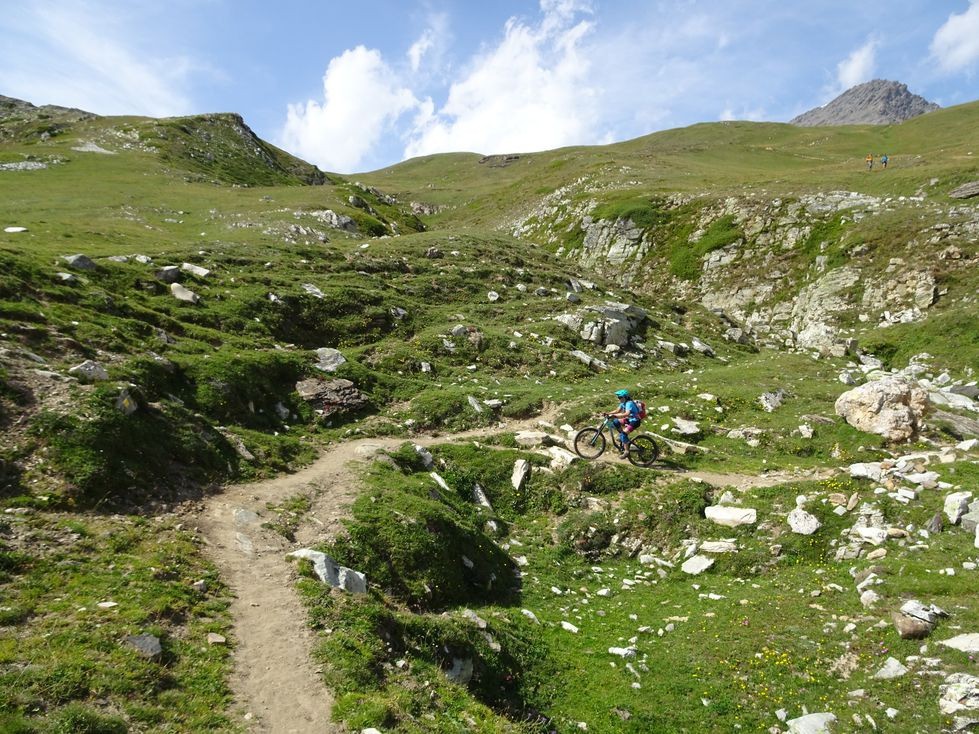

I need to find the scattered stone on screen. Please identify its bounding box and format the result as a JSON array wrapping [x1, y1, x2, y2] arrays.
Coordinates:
[[521, 609, 540, 624], [511, 459, 531, 491], [62, 254, 96, 271], [68, 360, 109, 382], [873, 656, 908, 679], [287, 549, 367, 593], [945, 492, 973, 525], [705, 506, 757, 528], [206, 633, 226, 646], [570, 349, 607, 371], [926, 512, 944, 534], [302, 283, 325, 298], [181, 262, 211, 278], [786, 712, 836, 733], [514, 431, 556, 448], [123, 634, 162, 661], [487, 290, 500, 302], [949, 181, 979, 199], [170, 283, 200, 304], [938, 673, 979, 729], [691, 337, 715, 357], [672, 418, 701, 436], [561, 621, 579, 633], [759, 389, 786, 412], [608, 647, 637, 658], [191, 580, 208, 594], [4, 226, 28, 233], [788, 508, 822, 535], [700, 540, 737, 553], [939, 633, 979, 654], [681, 555, 715, 575], [445, 657, 474, 685], [313, 348, 346, 373]]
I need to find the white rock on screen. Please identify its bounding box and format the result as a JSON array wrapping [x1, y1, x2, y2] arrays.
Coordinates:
[[68, 360, 109, 382], [521, 609, 540, 624], [835, 377, 928, 442], [873, 657, 908, 679], [314, 347, 346, 372], [547, 446, 578, 471], [860, 589, 881, 608], [705, 506, 757, 528], [561, 621, 579, 633], [181, 262, 211, 278], [681, 555, 715, 575], [939, 672, 979, 717], [672, 417, 700, 435], [700, 540, 738, 554], [4, 226, 28, 233], [287, 549, 367, 593], [170, 282, 200, 303], [608, 646, 637, 658], [939, 633, 979, 654], [787, 712, 837, 733], [849, 462, 884, 482], [413, 444, 434, 468], [788, 508, 822, 535], [511, 459, 531, 491], [945, 491, 973, 525]]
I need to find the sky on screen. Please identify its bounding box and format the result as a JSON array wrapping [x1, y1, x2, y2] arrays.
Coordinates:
[[1, 1, 978, 173]]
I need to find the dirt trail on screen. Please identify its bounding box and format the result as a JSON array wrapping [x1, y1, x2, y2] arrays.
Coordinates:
[[196, 416, 828, 732], [195, 420, 542, 733]]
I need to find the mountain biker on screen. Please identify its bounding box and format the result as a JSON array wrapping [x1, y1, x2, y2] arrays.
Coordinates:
[[608, 389, 642, 459], [865, 153, 873, 170]]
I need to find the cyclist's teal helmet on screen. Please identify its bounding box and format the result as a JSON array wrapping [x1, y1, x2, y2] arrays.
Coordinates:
[[615, 389, 630, 399]]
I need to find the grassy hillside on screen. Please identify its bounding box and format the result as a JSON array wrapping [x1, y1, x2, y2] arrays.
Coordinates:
[[1, 98, 978, 732]]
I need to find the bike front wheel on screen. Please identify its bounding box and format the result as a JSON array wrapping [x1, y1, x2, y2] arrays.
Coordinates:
[[574, 428, 606, 460], [627, 435, 660, 467]]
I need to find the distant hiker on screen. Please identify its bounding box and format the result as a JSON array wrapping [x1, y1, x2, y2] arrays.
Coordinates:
[[865, 153, 874, 170], [881, 154, 889, 169], [608, 389, 643, 459]]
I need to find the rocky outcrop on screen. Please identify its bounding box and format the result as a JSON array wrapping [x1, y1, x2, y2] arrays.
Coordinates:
[[790, 80, 938, 126], [835, 377, 928, 441], [295, 378, 368, 417]]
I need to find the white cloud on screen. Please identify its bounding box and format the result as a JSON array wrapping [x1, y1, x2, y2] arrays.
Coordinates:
[[278, 46, 420, 172], [408, 30, 435, 73], [931, 0, 979, 73], [404, 1, 597, 158], [836, 38, 878, 91], [0, 2, 196, 116]]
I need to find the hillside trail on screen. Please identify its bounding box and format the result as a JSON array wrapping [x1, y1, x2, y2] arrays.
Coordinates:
[[196, 415, 832, 733], [194, 417, 546, 733]]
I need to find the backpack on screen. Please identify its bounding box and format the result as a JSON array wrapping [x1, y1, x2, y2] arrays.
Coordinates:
[[634, 400, 647, 420]]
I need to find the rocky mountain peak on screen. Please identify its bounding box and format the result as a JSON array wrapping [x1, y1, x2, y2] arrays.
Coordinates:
[[790, 79, 939, 127]]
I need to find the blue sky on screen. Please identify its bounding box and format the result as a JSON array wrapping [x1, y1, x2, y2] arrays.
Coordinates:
[[1, 1, 977, 173]]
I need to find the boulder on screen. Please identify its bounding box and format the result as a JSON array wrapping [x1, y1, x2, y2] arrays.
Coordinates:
[[569, 349, 607, 371], [514, 431, 555, 448], [287, 549, 367, 593], [705, 506, 757, 528], [672, 418, 700, 436], [835, 377, 928, 441], [759, 389, 786, 412], [115, 387, 138, 415], [445, 657, 474, 685], [547, 446, 578, 471], [295, 378, 368, 417], [892, 611, 933, 640]]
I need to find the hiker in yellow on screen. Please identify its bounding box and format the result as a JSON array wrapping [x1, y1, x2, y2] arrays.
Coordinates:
[[866, 153, 874, 170]]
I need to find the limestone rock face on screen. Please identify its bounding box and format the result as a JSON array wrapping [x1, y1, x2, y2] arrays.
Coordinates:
[[835, 377, 928, 441]]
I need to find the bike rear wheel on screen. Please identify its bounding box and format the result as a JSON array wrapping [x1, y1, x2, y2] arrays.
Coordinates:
[[574, 428, 606, 460], [627, 435, 660, 467]]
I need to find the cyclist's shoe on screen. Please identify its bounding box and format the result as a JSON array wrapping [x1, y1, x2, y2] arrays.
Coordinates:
[[618, 447, 629, 459]]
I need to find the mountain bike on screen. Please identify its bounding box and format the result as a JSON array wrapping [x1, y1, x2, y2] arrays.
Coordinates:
[[573, 416, 660, 467]]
